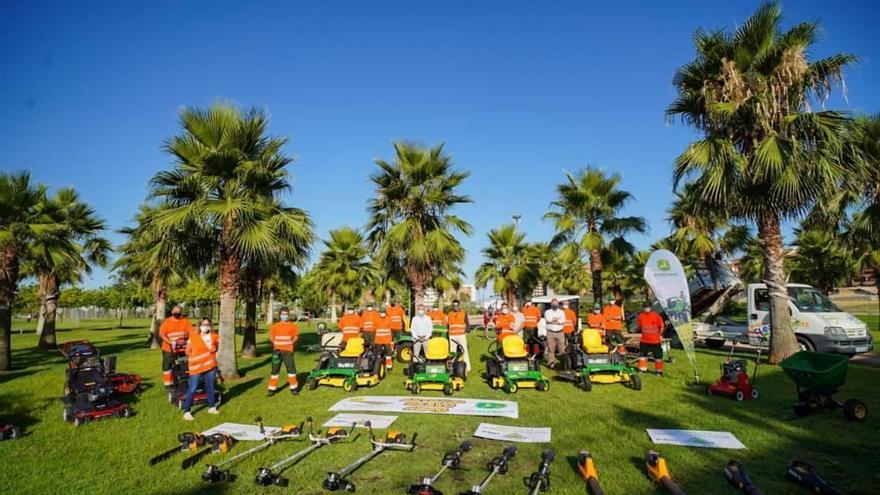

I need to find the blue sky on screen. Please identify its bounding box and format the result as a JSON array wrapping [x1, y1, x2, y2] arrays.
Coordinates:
[[2, 1, 879, 289]]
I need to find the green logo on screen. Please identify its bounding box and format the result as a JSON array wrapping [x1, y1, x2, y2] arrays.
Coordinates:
[[476, 402, 508, 410], [657, 259, 671, 271]]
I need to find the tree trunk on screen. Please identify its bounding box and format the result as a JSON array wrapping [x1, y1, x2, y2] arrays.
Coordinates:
[[240, 275, 259, 359], [758, 212, 798, 364], [0, 246, 21, 371], [149, 276, 166, 349], [384, 290, 391, 307], [506, 287, 516, 306], [590, 249, 603, 304], [217, 225, 241, 380], [37, 273, 59, 349], [413, 282, 426, 309], [265, 290, 274, 326], [35, 303, 46, 336], [330, 293, 338, 322]]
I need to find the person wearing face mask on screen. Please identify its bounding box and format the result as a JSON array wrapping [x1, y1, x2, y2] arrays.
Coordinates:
[[543, 298, 566, 368], [159, 305, 192, 388], [386, 300, 406, 340], [428, 304, 447, 331], [511, 304, 525, 338], [602, 296, 627, 356], [361, 304, 379, 345], [410, 305, 433, 360], [521, 302, 541, 344], [182, 318, 219, 420], [338, 305, 363, 343], [267, 307, 300, 395], [374, 309, 394, 370], [493, 303, 515, 341], [587, 303, 607, 332], [447, 300, 470, 373], [637, 302, 665, 375], [562, 301, 579, 335]]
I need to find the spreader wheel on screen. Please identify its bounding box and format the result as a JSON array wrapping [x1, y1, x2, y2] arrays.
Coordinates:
[[843, 399, 868, 422]]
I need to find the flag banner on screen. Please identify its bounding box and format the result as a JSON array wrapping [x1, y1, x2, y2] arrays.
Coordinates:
[[474, 423, 551, 443], [644, 249, 699, 381], [202, 423, 280, 441], [329, 396, 519, 419], [323, 414, 398, 429], [647, 429, 746, 449]]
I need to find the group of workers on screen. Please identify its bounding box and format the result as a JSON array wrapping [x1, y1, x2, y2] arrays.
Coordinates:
[[157, 294, 668, 421]]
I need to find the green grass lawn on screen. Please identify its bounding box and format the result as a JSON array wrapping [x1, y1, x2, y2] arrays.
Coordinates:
[[1, 318, 878, 495]]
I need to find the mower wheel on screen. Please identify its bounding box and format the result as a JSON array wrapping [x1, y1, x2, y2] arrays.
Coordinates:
[[307, 377, 318, 390], [397, 344, 413, 363], [73, 416, 82, 427], [505, 382, 518, 394], [443, 383, 454, 396], [178, 399, 185, 410], [10, 427, 21, 440], [62, 408, 70, 422], [454, 361, 467, 380], [843, 399, 868, 422], [536, 380, 548, 392], [751, 389, 759, 399], [793, 403, 811, 418], [630, 373, 642, 391], [378, 362, 387, 380], [123, 407, 132, 418], [735, 390, 745, 401], [559, 354, 572, 371], [705, 385, 713, 395], [411, 383, 421, 395], [343, 379, 357, 393], [581, 374, 593, 392], [486, 360, 500, 387], [167, 391, 174, 403]]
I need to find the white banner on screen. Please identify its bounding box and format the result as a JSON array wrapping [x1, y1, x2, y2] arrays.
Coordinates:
[[474, 423, 551, 443], [647, 429, 746, 449], [329, 396, 519, 419], [323, 414, 398, 429], [202, 422, 281, 441], [644, 249, 698, 381]]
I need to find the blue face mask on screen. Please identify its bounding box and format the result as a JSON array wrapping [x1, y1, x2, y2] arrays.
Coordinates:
[[280, 314, 289, 322], [551, 304, 558, 310]]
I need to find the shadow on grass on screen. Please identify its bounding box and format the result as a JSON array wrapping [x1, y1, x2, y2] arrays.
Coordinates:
[[0, 392, 44, 433], [159, 483, 230, 495], [221, 377, 262, 402]]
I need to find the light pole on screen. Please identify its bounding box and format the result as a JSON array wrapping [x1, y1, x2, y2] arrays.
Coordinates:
[[512, 214, 522, 229]]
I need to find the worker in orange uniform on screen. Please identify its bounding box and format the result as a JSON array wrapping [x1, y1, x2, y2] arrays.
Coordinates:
[[387, 300, 406, 341], [267, 307, 300, 395], [338, 306, 363, 343], [587, 303, 606, 332], [494, 303, 516, 341], [361, 303, 379, 346], [446, 299, 470, 373], [160, 305, 192, 388], [636, 302, 665, 375], [182, 317, 219, 420], [428, 304, 447, 330], [562, 301, 579, 335], [374, 308, 394, 370], [521, 302, 541, 344], [602, 295, 627, 353]]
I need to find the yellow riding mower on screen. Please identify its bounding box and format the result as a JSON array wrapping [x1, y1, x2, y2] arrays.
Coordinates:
[[404, 337, 466, 395], [306, 337, 387, 392], [558, 329, 641, 392], [485, 335, 549, 393]]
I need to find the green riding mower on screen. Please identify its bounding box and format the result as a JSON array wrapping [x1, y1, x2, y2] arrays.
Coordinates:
[[306, 337, 387, 392], [485, 335, 549, 393], [404, 337, 467, 395]]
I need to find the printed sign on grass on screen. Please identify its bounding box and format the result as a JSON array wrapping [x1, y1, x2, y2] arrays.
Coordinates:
[[647, 429, 746, 449], [202, 422, 280, 441], [474, 423, 551, 443], [329, 395, 519, 419], [323, 413, 398, 429]]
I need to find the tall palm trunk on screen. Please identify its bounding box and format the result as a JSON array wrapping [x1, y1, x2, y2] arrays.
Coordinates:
[[37, 273, 60, 349], [149, 275, 166, 349], [758, 212, 798, 364], [0, 246, 20, 371], [330, 293, 338, 321], [506, 287, 516, 306], [217, 224, 241, 380], [241, 275, 260, 358], [264, 290, 274, 326], [412, 282, 426, 309], [590, 249, 603, 304]]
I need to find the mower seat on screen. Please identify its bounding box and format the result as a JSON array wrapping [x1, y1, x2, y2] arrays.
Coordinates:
[[340, 338, 365, 358], [582, 330, 609, 354], [425, 337, 450, 360], [502, 335, 528, 359]]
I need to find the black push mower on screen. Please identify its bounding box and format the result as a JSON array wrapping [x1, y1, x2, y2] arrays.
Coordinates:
[[254, 417, 355, 487], [323, 421, 417, 492], [457, 445, 517, 495], [201, 418, 304, 481], [407, 441, 472, 495], [525, 449, 554, 495]]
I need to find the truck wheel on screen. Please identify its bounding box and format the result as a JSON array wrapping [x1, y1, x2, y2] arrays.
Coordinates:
[[844, 399, 868, 422], [796, 336, 815, 352]]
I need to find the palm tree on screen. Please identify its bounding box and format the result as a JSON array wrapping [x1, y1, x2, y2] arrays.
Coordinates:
[[848, 114, 880, 314], [544, 167, 646, 303], [474, 224, 539, 304], [366, 142, 472, 307], [534, 242, 592, 296], [27, 188, 111, 349], [0, 172, 59, 370], [313, 227, 377, 320], [667, 2, 862, 362], [790, 228, 857, 295], [150, 104, 315, 379]]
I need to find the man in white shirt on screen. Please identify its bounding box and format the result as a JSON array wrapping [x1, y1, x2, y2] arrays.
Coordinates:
[[512, 304, 525, 337], [409, 304, 433, 361], [543, 298, 566, 368]]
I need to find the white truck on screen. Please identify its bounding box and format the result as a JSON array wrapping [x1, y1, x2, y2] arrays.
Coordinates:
[[695, 283, 874, 355]]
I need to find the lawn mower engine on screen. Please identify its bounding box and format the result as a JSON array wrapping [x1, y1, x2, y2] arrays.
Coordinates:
[[707, 359, 758, 401]]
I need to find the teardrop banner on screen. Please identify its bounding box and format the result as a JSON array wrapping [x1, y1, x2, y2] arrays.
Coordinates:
[[644, 249, 699, 383]]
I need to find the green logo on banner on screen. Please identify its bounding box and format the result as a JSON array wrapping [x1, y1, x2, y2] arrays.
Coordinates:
[[657, 259, 671, 271], [476, 402, 507, 410]]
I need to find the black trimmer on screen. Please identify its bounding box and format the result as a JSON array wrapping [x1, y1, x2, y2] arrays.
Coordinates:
[[577, 451, 604, 495], [457, 445, 517, 495], [525, 449, 554, 495], [181, 433, 234, 470], [724, 460, 763, 495], [323, 421, 418, 492], [646, 450, 687, 495], [786, 460, 841, 495], [201, 417, 304, 481], [407, 440, 473, 495], [149, 432, 205, 466], [254, 417, 356, 487]]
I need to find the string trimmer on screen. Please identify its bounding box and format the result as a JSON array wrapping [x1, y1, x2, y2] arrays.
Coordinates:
[[577, 451, 605, 495], [254, 417, 356, 487], [724, 460, 763, 495], [646, 450, 687, 495], [323, 421, 418, 492], [149, 432, 206, 466], [181, 433, 234, 470], [525, 449, 554, 495], [407, 440, 472, 495], [201, 417, 304, 481], [457, 445, 517, 495], [786, 460, 841, 495]]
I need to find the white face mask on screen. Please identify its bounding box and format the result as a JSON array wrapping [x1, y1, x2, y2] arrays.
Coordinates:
[[280, 314, 289, 321], [512, 307, 520, 312], [346, 310, 354, 315], [367, 307, 373, 311], [200, 325, 210, 333], [417, 310, 426, 316], [502, 308, 509, 314]]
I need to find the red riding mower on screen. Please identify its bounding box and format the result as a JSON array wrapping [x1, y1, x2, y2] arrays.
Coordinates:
[[61, 340, 141, 396], [706, 334, 761, 401], [60, 341, 134, 426]]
